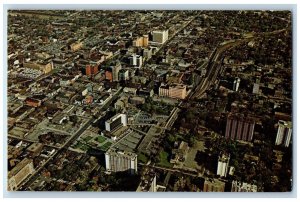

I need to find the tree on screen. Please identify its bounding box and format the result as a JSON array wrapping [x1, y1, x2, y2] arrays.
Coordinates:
[[188, 136, 196, 147]]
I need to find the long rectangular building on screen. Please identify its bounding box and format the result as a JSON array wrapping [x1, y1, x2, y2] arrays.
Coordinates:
[[8, 158, 35, 191], [159, 83, 187, 100], [225, 113, 255, 142], [105, 148, 137, 175]]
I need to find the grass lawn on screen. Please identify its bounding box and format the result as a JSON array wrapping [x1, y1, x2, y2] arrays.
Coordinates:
[[99, 142, 112, 151], [83, 136, 93, 142], [95, 136, 107, 144], [75, 142, 90, 151], [138, 153, 149, 164], [157, 151, 173, 168]]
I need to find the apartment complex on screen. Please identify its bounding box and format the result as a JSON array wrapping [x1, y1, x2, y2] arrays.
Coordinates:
[[133, 35, 149, 47], [85, 64, 99, 76], [105, 148, 137, 175], [225, 113, 255, 142], [275, 120, 292, 147], [159, 83, 187, 99], [105, 63, 121, 82]]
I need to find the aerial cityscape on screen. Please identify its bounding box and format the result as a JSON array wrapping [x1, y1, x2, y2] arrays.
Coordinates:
[[7, 10, 292, 192]]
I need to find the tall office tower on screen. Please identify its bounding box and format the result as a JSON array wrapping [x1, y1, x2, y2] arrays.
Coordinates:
[[111, 63, 121, 82], [275, 120, 292, 147], [231, 181, 257, 192], [233, 77, 240, 92], [105, 148, 137, 175], [129, 54, 143, 68], [217, 152, 230, 177], [152, 30, 169, 44], [142, 35, 149, 47], [133, 35, 149, 47], [86, 64, 98, 76], [203, 178, 225, 192], [105, 67, 113, 82], [252, 83, 260, 94], [225, 114, 255, 142], [86, 65, 92, 76], [130, 54, 137, 66], [119, 69, 130, 81]]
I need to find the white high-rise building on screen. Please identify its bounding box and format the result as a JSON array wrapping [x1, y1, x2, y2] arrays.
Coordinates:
[[253, 83, 260, 94], [105, 148, 137, 175], [129, 54, 143, 68], [217, 152, 230, 177], [233, 77, 240, 92], [275, 120, 292, 147], [105, 113, 127, 132]]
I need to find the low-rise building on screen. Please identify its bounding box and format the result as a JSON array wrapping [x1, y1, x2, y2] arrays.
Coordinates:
[[23, 61, 53, 75], [8, 158, 35, 191], [159, 83, 187, 99], [105, 113, 127, 132], [203, 178, 225, 192], [231, 180, 257, 192], [136, 169, 157, 192]]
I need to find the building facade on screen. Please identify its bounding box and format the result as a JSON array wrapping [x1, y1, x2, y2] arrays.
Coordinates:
[[225, 113, 255, 142], [133, 35, 149, 47], [105, 148, 137, 175], [252, 83, 260, 94], [159, 83, 187, 100], [152, 30, 169, 44], [275, 120, 292, 147], [105, 113, 128, 132], [136, 170, 157, 192], [86, 64, 99, 76], [233, 77, 240, 92], [119, 69, 130, 81], [217, 152, 230, 177], [112, 64, 121, 82], [8, 158, 35, 191], [231, 180, 257, 192], [129, 54, 143, 68], [203, 178, 225, 192]]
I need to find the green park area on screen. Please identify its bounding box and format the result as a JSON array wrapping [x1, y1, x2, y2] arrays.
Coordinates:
[[138, 153, 149, 164], [95, 135, 107, 144], [157, 151, 173, 168], [99, 141, 112, 151], [83, 136, 93, 142], [74, 142, 90, 151]]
